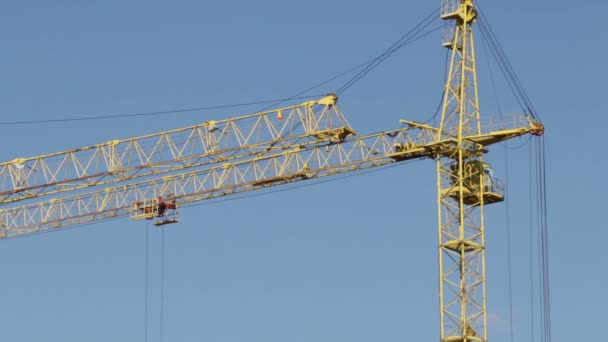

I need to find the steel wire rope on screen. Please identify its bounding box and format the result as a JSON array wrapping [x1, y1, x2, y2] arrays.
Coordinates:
[[479, 22, 536, 120], [0, 95, 325, 126], [536, 137, 551, 342], [160, 225, 166, 342], [419, 48, 449, 125], [475, 3, 540, 121], [479, 26, 504, 122], [335, 25, 442, 95], [528, 141, 536, 342], [335, 8, 440, 95], [543, 139, 551, 342], [533, 140, 541, 342], [253, 60, 378, 114], [479, 14, 551, 338], [144, 221, 150, 342], [476, 2, 535, 114], [502, 141, 515, 342], [0, 9, 438, 127], [336, 9, 441, 95], [529, 136, 552, 342], [477, 22, 526, 118], [476, 9, 547, 341], [254, 7, 441, 115], [249, 9, 442, 162], [482, 25, 516, 342]]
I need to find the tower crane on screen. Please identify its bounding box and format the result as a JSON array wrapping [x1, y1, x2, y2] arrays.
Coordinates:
[[0, 1, 544, 342]]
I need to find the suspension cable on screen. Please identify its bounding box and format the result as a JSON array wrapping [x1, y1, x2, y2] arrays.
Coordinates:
[[336, 7, 441, 95], [475, 3, 538, 119], [419, 48, 450, 125], [536, 137, 551, 342], [160, 226, 166, 342], [503, 146, 515, 342], [260, 7, 441, 142], [0, 95, 325, 126], [529, 142, 536, 342], [488, 33, 515, 340], [144, 221, 150, 342], [529, 136, 551, 342], [475, 3, 540, 121]]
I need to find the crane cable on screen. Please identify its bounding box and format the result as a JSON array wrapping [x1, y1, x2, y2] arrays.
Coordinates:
[[419, 48, 449, 125], [482, 28, 516, 342], [475, 2, 541, 122], [160, 226, 166, 342], [528, 135, 552, 342], [255, 11, 442, 115], [529, 143, 535, 342], [535, 137, 551, 342], [144, 221, 150, 342], [336, 7, 441, 95], [476, 6, 551, 340], [256, 7, 442, 150], [143, 220, 167, 342], [0, 7, 442, 129], [477, 8, 552, 341], [503, 143, 515, 342], [0, 9, 441, 127], [0, 95, 325, 126]]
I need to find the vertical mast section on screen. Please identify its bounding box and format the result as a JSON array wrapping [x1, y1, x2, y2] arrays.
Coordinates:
[[437, 1, 488, 342]]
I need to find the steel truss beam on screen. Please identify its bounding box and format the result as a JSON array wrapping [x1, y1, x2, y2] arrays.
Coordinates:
[[0, 95, 353, 204], [0, 126, 438, 237]]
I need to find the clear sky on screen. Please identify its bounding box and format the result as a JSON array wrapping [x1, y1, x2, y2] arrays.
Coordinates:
[[0, 0, 605, 341]]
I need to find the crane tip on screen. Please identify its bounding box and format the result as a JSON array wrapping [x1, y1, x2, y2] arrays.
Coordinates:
[[530, 121, 544, 136]]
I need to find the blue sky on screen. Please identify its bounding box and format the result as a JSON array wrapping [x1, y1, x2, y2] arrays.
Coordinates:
[[0, 0, 606, 341]]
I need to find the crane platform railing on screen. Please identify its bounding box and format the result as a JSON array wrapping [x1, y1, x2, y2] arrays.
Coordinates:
[[441, 0, 461, 18]]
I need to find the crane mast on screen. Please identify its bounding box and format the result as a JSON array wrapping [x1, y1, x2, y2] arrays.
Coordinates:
[[438, 0, 487, 341], [435, 1, 545, 340], [0, 2, 545, 341]]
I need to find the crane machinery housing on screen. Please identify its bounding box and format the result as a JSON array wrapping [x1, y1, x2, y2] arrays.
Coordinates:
[[0, 1, 544, 342]]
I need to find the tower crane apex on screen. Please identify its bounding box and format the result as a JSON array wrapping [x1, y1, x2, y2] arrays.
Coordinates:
[[0, 2, 544, 341]]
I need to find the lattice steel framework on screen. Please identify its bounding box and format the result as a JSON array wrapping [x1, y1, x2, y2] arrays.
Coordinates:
[[437, 1, 486, 341], [0, 95, 353, 204], [0, 126, 437, 237], [0, 110, 538, 239]]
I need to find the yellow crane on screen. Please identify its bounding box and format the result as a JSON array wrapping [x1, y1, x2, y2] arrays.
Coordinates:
[[0, 1, 544, 341]]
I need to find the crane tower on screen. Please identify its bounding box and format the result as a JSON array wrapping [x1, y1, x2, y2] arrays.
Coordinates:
[[438, 0, 490, 340]]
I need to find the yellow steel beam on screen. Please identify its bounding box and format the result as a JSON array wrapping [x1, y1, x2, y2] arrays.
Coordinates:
[[0, 112, 539, 239], [0, 126, 437, 238], [438, 1, 487, 341], [0, 95, 354, 205]]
